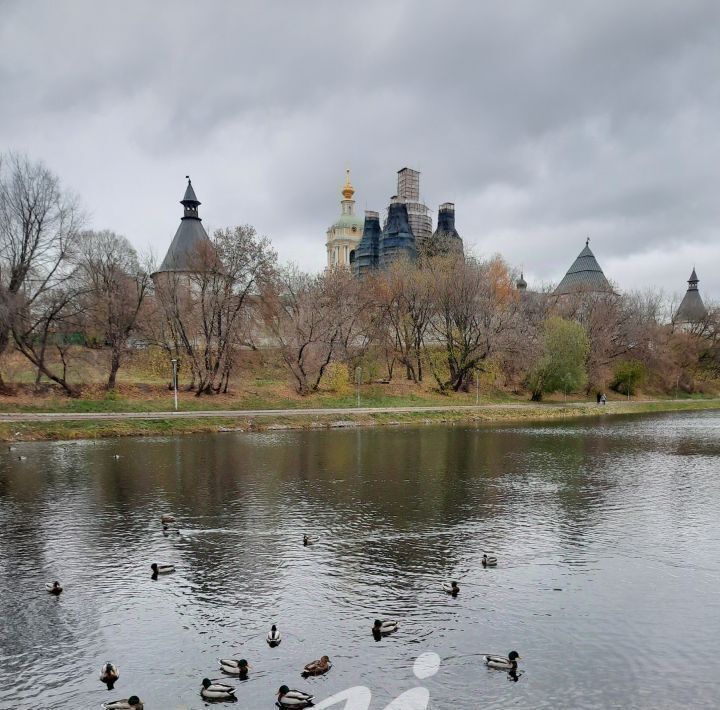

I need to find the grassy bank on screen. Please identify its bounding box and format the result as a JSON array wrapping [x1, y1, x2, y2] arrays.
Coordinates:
[[2, 399, 719, 442]]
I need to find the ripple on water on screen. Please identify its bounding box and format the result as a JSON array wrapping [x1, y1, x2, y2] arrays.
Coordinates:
[[1, 412, 720, 708]]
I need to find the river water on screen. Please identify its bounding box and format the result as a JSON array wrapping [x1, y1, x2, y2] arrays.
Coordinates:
[[1, 411, 719, 709]]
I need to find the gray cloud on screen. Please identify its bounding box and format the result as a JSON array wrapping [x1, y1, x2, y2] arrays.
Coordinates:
[[1, 0, 719, 301]]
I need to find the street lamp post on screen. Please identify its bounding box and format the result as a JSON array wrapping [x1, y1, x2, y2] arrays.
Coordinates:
[[476, 368, 480, 406], [355, 366, 362, 408], [171, 358, 178, 411]]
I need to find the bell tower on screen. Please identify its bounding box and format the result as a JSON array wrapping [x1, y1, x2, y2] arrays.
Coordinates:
[[325, 169, 364, 268]]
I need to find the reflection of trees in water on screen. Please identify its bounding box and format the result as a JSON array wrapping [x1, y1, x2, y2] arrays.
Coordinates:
[[0, 450, 93, 677], [500, 424, 619, 546], [0, 426, 622, 610], [3, 417, 710, 670]]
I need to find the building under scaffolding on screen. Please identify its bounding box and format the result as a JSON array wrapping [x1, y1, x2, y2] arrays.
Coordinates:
[[347, 165, 465, 276], [388, 168, 432, 252]]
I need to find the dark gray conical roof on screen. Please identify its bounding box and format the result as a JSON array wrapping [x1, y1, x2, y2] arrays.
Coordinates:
[[380, 201, 417, 267], [156, 179, 214, 273], [352, 211, 381, 277], [426, 202, 464, 257], [675, 268, 707, 323], [182, 179, 200, 205], [554, 240, 611, 295]]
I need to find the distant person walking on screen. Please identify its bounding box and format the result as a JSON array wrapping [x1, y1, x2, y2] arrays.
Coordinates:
[[600, 393, 607, 405], [596, 392, 601, 405]]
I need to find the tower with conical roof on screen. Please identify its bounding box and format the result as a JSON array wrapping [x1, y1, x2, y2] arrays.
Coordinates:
[[153, 177, 215, 279], [675, 268, 708, 324], [554, 239, 612, 295], [379, 199, 418, 267], [326, 170, 364, 268], [352, 210, 381, 277], [426, 202, 464, 257]]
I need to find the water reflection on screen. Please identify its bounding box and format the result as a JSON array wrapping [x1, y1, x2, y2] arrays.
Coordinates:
[[1, 411, 720, 708]]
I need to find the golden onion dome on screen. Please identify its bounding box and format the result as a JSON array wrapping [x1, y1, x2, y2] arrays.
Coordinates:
[[341, 168, 355, 200]]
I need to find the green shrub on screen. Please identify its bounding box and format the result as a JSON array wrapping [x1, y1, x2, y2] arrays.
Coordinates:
[[611, 360, 646, 395], [526, 317, 590, 401], [325, 362, 352, 395]]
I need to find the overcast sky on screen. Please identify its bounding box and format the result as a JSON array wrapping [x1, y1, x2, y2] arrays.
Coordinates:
[[2, 0, 719, 300]]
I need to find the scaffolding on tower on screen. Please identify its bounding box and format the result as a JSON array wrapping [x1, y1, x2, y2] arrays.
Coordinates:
[[385, 167, 432, 250]]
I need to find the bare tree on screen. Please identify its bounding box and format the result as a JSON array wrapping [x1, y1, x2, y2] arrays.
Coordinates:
[[0, 152, 82, 390], [154, 224, 276, 395], [550, 287, 667, 392], [11, 275, 86, 396], [324, 266, 376, 367], [375, 259, 433, 382], [77, 230, 151, 389], [426, 255, 521, 392], [261, 266, 340, 395]]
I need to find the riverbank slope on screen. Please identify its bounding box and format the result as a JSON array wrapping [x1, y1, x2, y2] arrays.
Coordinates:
[[1, 398, 719, 442]]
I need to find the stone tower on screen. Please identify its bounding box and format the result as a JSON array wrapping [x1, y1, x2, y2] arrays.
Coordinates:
[[675, 268, 708, 324], [152, 177, 215, 281]]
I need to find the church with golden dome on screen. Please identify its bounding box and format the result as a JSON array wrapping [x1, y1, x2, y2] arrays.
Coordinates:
[[325, 170, 364, 268]]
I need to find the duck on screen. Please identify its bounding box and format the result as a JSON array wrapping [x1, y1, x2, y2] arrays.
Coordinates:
[[150, 563, 175, 576], [482, 554, 498, 567], [201, 678, 236, 700], [277, 685, 314, 708], [113, 454, 121, 459], [372, 619, 398, 636], [102, 696, 143, 709], [219, 658, 250, 676], [162, 525, 180, 535], [46, 581, 63, 595], [160, 514, 176, 524], [267, 624, 282, 646], [443, 581, 460, 595], [17, 455, 26, 461], [303, 534, 319, 546], [100, 661, 120, 689], [483, 651, 520, 670], [302, 655, 331, 677]]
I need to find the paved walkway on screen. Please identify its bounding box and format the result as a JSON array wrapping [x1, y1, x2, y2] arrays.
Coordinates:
[[0, 400, 687, 423]]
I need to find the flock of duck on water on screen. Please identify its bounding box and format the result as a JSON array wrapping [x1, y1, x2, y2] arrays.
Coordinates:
[[45, 512, 521, 708]]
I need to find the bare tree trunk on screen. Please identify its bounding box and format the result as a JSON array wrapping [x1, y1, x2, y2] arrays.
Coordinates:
[[35, 330, 50, 385], [386, 355, 395, 382], [15, 340, 78, 397], [0, 329, 10, 392], [107, 349, 121, 390]]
